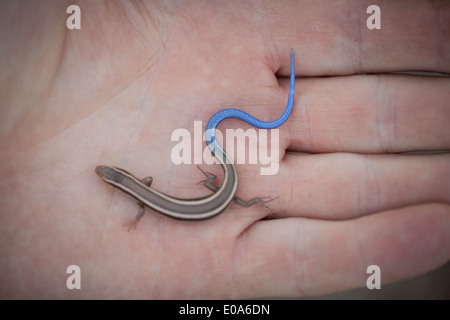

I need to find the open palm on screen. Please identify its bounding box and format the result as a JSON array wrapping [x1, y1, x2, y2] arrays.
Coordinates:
[[1, 1, 449, 299]]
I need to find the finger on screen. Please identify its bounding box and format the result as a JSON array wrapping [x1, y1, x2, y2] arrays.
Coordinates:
[[230, 203, 450, 298], [268, 0, 450, 75], [244, 152, 450, 220], [286, 74, 450, 153]]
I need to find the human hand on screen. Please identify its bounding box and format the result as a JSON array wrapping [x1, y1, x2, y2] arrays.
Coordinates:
[[1, 0, 449, 299]]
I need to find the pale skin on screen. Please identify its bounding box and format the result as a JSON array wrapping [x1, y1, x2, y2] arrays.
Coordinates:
[[0, 0, 449, 299]]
